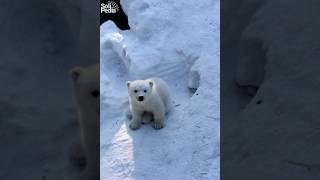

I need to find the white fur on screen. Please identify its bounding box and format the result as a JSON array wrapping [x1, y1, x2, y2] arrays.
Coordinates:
[[127, 77, 171, 130], [71, 64, 99, 179]]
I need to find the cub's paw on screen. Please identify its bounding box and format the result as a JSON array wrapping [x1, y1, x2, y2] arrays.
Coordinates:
[[152, 122, 164, 129], [130, 121, 141, 130]]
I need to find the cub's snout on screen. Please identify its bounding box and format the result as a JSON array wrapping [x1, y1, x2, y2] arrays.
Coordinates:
[[138, 96, 144, 101]]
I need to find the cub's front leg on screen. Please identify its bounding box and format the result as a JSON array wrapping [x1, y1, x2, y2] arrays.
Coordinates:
[[130, 109, 143, 130], [152, 104, 165, 129]]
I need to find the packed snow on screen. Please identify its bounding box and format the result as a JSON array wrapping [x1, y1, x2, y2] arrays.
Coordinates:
[[222, 0, 320, 179], [100, 0, 220, 179]]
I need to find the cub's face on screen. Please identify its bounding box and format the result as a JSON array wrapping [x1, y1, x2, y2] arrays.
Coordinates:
[[127, 80, 153, 103], [71, 64, 100, 115]]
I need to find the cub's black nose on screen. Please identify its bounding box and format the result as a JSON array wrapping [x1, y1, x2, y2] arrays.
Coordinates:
[[138, 96, 144, 101]]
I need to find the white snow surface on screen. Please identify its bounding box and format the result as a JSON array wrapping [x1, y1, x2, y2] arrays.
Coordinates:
[[222, 0, 320, 179], [100, 0, 220, 179]]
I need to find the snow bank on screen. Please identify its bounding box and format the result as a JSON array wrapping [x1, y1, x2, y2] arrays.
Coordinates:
[[223, 0, 320, 179], [100, 0, 220, 179]]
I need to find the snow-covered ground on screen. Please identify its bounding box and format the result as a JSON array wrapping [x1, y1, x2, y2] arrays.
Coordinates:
[[222, 0, 320, 179], [100, 0, 220, 179]]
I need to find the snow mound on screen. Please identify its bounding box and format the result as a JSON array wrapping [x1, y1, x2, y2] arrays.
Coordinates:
[[223, 0, 320, 179], [100, 0, 220, 179]]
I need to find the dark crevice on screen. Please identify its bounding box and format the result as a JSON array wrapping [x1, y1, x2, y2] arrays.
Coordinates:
[[188, 70, 200, 97], [235, 39, 267, 99]]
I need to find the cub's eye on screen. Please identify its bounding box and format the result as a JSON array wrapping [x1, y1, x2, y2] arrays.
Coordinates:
[[144, 90, 147, 93], [91, 90, 99, 97], [134, 90, 138, 93]]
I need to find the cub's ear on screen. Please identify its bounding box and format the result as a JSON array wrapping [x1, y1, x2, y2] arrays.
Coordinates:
[[70, 67, 82, 81], [149, 80, 153, 87], [126, 81, 131, 87]]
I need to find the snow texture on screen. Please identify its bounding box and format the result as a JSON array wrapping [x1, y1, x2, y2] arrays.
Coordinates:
[[100, 0, 220, 179], [223, 0, 320, 179]]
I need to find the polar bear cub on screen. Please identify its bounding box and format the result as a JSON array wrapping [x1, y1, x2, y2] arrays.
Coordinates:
[[127, 77, 171, 130], [70, 64, 99, 179]]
